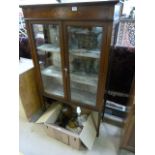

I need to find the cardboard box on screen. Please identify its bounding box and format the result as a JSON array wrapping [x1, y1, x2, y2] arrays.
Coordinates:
[[36, 102, 98, 150]]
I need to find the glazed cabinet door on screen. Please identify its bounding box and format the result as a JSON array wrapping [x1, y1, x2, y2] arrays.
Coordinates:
[[30, 22, 66, 100], [64, 22, 107, 109]]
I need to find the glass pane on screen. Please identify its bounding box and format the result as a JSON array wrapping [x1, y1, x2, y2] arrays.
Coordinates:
[[68, 26, 103, 106], [33, 24, 64, 97]]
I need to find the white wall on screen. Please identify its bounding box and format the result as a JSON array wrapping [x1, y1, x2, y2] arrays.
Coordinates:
[[19, 0, 58, 5]]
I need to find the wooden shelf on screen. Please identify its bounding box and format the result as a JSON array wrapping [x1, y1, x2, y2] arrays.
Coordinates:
[[70, 49, 100, 59], [37, 43, 60, 53], [41, 66, 98, 87]]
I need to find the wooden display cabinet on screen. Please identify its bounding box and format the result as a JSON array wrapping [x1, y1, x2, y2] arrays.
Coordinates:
[[20, 1, 120, 118]]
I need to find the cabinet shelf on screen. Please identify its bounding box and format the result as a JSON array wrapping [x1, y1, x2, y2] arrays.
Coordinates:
[[44, 84, 64, 97], [71, 88, 96, 106], [70, 49, 100, 59], [71, 72, 97, 87], [41, 66, 61, 78], [41, 66, 98, 87], [37, 43, 60, 53], [69, 28, 102, 35], [44, 85, 96, 106]]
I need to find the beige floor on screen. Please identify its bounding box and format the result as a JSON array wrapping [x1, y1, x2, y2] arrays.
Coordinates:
[[19, 116, 134, 155]]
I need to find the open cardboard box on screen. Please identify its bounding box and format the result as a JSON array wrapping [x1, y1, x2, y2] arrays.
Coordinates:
[[36, 102, 98, 150]]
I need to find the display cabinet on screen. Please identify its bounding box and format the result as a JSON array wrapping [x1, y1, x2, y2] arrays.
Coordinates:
[[20, 0, 120, 113]]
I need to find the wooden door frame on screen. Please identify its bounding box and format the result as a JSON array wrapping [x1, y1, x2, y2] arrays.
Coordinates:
[[27, 20, 68, 103], [26, 19, 113, 113], [63, 21, 110, 111]]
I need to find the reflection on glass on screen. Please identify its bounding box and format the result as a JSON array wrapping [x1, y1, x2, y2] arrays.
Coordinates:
[[68, 26, 103, 106], [33, 24, 64, 97]]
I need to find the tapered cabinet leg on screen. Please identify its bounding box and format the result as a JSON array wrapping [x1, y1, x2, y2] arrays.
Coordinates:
[[97, 112, 101, 137]]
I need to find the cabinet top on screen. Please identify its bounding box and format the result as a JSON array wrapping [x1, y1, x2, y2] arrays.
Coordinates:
[[20, 0, 120, 21], [20, 0, 119, 8]]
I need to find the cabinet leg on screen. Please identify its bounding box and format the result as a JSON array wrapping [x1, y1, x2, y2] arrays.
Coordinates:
[[97, 112, 101, 137]]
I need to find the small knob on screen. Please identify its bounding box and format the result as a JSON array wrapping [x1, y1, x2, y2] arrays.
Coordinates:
[[64, 68, 68, 72], [64, 68, 68, 78]]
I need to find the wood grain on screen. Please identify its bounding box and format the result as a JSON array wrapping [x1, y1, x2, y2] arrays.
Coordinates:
[[21, 1, 118, 21], [19, 68, 42, 120]]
